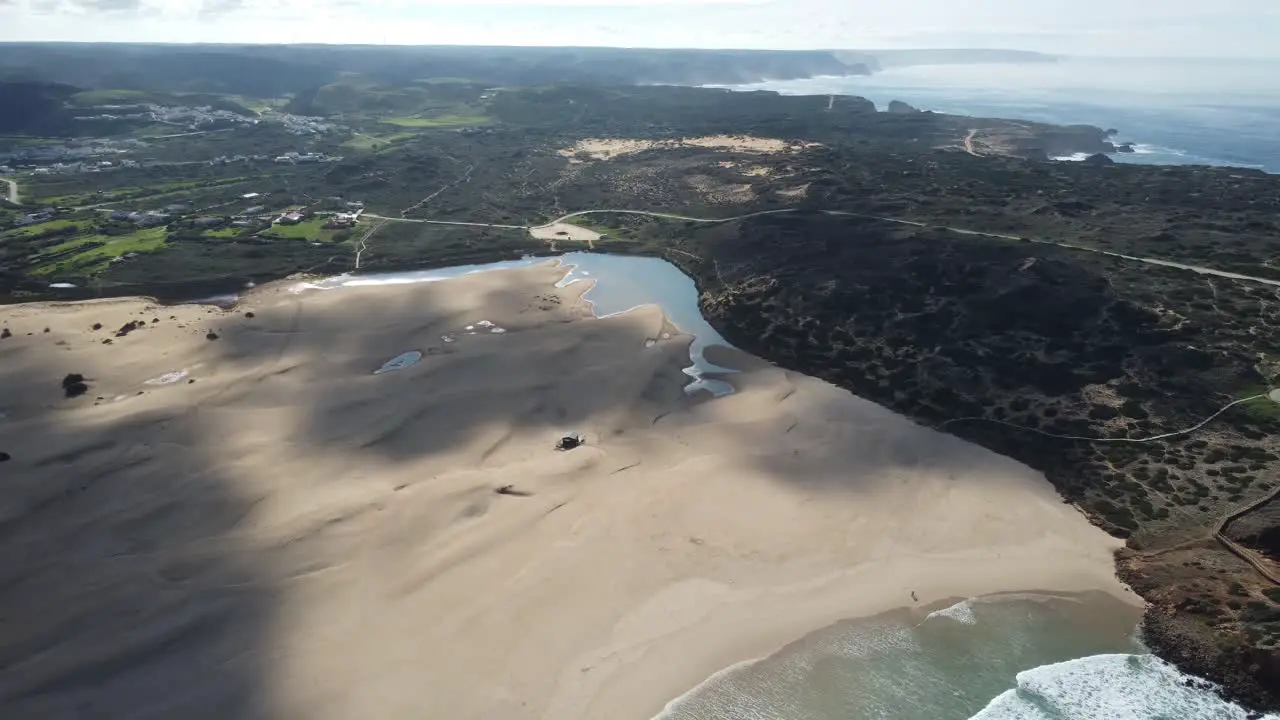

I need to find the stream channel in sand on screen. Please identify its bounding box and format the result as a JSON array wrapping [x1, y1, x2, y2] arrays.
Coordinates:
[[299, 252, 738, 396]]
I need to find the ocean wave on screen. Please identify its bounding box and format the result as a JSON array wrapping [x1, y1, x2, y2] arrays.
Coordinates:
[[1128, 143, 1177, 156], [649, 656, 767, 720], [1050, 153, 1091, 162], [968, 653, 1280, 720], [925, 599, 978, 625]]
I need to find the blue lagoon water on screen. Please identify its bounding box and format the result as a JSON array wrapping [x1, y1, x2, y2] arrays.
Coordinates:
[[309, 253, 735, 395]]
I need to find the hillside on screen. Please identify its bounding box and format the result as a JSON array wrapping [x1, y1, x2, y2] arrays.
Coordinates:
[[0, 81, 81, 135], [0, 44, 867, 97]]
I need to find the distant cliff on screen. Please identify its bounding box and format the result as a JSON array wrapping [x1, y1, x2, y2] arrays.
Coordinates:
[[886, 100, 923, 114], [0, 44, 870, 98], [0, 44, 1065, 100]]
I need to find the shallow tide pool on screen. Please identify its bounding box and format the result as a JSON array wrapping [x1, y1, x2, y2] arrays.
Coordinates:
[[307, 253, 736, 396]]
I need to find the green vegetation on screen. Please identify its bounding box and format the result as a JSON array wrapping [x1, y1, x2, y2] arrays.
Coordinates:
[[381, 114, 490, 128], [0, 219, 89, 239], [203, 227, 243, 239], [228, 95, 281, 114], [263, 217, 325, 239], [260, 217, 344, 242], [1235, 391, 1280, 421], [559, 217, 636, 244], [26, 175, 251, 209], [34, 226, 168, 275], [68, 89, 154, 107], [343, 131, 417, 151]]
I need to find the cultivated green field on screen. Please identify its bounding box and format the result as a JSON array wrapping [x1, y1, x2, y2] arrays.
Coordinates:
[[381, 114, 490, 128], [33, 226, 169, 274], [0, 219, 90, 238]]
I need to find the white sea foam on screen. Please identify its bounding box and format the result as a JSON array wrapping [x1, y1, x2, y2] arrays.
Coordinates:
[[144, 369, 189, 386], [969, 654, 1280, 720], [1050, 153, 1091, 162], [926, 599, 978, 625], [649, 656, 766, 720]]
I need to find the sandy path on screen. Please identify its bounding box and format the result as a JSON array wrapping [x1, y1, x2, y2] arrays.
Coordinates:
[[0, 263, 1135, 719]]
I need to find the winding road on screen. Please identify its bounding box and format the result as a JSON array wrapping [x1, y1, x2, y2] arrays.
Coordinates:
[[543, 209, 1280, 288], [1, 177, 18, 204], [942, 392, 1278, 444], [363, 214, 526, 230], [367, 205, 1280, 289]]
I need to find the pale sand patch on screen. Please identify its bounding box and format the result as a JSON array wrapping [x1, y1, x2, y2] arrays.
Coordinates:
[[560, 135, 820, 161], [529, 222, 602, 243], [0, 264, 1135, 720], [684, 175, 755, 205], [777, 183, 810, 198]]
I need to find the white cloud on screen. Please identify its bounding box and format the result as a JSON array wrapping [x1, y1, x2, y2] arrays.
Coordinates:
[[1, 0, 1277, 56]]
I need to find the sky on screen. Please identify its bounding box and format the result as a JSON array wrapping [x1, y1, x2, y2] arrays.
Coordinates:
[[1, 0, 1278, 58]]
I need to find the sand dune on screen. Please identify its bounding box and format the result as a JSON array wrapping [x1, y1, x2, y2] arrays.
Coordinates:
[[0, 263, 1135, 719]]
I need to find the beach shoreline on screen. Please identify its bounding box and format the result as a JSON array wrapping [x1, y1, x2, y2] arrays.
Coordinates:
[[652, 589, 1147, 719], [585, 555, 1139, 720], [0, 261, 1137, 719]]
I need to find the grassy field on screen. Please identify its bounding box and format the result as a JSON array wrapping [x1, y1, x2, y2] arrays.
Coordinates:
[[27, 176, 252, 209], [343, 131, 418, 151], [0, 219, 91, 239], [35, 227, 169, 275], [381, 114, 491, 128], [1234, 387, 1280, 421], [260, 217, 337, 242], [203, 227, 244, 239], [230, 96, 282, 114]]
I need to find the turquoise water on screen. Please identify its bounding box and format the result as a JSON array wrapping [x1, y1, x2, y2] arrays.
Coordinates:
[[555, 253, 735, 396], [655, 593, 1276, 720]]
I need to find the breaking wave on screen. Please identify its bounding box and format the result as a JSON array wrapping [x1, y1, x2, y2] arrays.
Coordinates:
[[925, 598, 978, 625], [969, 653, 1280, 720], [649, 596, 1272, 720]]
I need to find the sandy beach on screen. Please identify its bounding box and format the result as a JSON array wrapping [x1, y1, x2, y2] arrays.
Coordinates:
[[0, 262, 1137, 719]]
